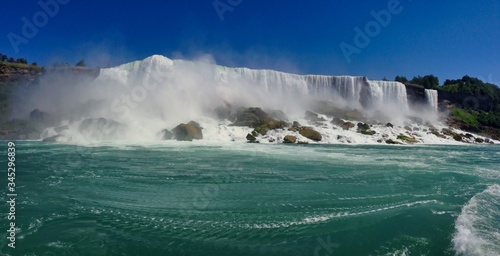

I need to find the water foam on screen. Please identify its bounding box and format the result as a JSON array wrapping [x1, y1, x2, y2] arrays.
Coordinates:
[[453, 184, 500, 256]]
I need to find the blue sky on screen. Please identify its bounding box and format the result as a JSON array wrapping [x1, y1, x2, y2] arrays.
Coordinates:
[[1, 0, 499, 84]]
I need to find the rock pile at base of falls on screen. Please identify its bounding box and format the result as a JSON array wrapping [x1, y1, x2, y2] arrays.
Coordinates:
[[162, 121, 203, 142]]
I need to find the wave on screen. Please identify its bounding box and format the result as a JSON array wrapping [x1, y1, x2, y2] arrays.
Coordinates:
[[453, 184, 500, 256]]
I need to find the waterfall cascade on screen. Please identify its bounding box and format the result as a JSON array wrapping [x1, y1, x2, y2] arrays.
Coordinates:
[[425, 89, 439, 112]]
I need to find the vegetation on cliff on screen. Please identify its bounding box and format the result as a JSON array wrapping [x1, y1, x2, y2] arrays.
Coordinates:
[[395, 75, 500, 139]]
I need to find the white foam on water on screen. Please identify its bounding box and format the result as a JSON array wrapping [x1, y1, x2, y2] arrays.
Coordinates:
[[453, 184, 500, 256], [24, 54, 498, 145]]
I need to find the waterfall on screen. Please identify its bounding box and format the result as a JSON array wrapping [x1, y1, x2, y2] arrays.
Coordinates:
[[215, 66, 409, 112], [425, 89, 439, 112]]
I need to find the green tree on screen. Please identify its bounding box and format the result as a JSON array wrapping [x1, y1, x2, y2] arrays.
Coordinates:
[[395, 76, 408, 83], [410, 75, 439, 89], [16, 58, 28, 64], [7, 57, 15, 63], [75, 59, 86, 67], [0, 54, 7, 62]]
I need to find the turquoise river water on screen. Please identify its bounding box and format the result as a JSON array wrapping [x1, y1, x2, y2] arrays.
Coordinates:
[[0, 142, 499, 255]]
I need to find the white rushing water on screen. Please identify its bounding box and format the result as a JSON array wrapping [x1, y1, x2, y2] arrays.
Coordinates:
[[453, 184, 500, 256], [20, 55, 481, 144], [425, 89, 439, 112]]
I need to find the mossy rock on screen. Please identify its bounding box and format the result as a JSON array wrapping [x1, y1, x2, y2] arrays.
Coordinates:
[[299, 127, 322, 142], [361, 130, 376, 135], [453, 134, 463, 141], [283, 135, 297, 143], [297, 141, 309, 144], [431, 131, 446, 138], [441, 128, 455, 136], [357, 122, 370, 131], [386, 139, 402, 145], [173, 121, 203, 141], [464, 133, 474, 138], [254, 120, 288, 135], [357, 122, 375, 135], [397, 134, 418, 143], [475, 137, 484, 143]]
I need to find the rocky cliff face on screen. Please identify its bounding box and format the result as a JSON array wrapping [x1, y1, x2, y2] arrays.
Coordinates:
[[0, 63, 100, 139], [438, 91, 496, 111], [405, 83, 426, 105]]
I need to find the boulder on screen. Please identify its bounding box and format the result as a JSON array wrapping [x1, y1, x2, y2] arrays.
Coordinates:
[[331, 117, 344, 126], [283, 135, 297, 143], [246, 133, 257, 143], [386, 123, 394, 128], [475, 137, 484, 143], [161, 129, 173, 140], [341, 121, 355, 130], [173, 121, 203, 141], [305, 111, 326, 122], [30, 109, 47, 122], [299, 127, 322, 142], [357, 122, 376, 135], [453, 134, 463, 141], [214, 105, 232, 120], [232, 107, 273, 127], [254, 120, 288, 135], [397, 134, 418, 143], [386, 139, 402, 145]]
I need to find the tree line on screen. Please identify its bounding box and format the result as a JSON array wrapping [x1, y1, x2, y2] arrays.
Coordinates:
[[0, 53, 37, 66]]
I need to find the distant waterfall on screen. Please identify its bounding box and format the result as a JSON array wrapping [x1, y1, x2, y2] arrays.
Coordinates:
[[216, 66, 409, 112], [425, 89, 439, 112]]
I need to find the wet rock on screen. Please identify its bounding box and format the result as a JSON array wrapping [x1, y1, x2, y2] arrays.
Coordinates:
[[283, 135, 297, 143], [232, 107, 273, 127], [397, 134, 417, 143], [161, 129, 173, 140], [357, 122, 376, 135], [173, 121, 203, 141], [386, 139, 402, 145], [340, 121, 355, 130], [305, 111, 326, 122], [246, 133, 258, 143], [299, 127, 322, 142], [386, 123, 394, 128]]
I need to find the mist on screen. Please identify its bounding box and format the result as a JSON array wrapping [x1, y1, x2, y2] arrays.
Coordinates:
[[11, 54, 441, 143]]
